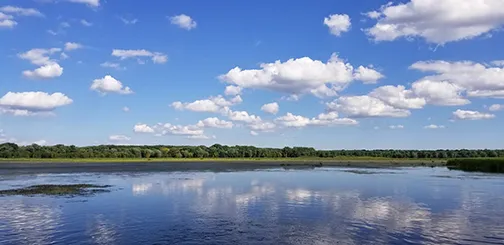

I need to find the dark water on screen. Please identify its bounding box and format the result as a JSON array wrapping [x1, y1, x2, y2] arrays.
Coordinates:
[[1, 167, 504, 245]]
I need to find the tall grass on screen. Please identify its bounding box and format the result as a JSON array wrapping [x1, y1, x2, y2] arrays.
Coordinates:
[[447, 159, 504, 173]]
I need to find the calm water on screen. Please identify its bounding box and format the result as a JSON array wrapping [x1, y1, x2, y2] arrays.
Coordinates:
[[1, 167, 504, 245]]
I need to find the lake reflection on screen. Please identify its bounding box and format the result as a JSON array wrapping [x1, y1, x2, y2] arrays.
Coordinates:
[[1, 167, 504, 244]]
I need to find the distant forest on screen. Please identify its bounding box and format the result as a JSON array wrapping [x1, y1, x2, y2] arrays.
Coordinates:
[[1, 143, 503, 159]]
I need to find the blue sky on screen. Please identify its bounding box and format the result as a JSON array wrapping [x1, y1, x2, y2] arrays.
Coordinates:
[[1, 0, 504, 149]]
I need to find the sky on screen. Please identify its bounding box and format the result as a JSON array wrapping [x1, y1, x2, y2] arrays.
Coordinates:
[[1, 0, 504, 149]]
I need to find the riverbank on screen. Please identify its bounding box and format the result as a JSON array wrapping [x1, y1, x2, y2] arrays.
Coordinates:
[[0, 157, 447, 164], [0, 158, 447, 174]]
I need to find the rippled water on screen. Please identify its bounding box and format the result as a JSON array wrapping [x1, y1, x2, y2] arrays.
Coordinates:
[[1, 167, 504, 244]]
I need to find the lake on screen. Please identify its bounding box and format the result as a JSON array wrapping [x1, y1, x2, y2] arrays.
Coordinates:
[[1, 166, 504, 244]]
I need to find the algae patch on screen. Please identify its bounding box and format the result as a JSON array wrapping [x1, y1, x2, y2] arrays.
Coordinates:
[[0, 184, 112, 197]]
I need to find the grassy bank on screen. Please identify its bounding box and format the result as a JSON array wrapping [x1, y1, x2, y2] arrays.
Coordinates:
[[0, 157, 447, 164], [447, 159, 504, 173]]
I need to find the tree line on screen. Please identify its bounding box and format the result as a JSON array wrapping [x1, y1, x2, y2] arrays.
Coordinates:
[[1, 143, 503, 159]]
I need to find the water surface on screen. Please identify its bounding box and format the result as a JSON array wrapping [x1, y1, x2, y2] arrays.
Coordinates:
[[1, 167, 504, 244]]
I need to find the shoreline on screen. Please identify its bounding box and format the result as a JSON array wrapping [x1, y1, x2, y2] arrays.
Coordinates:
[[0, 158, 447, 164], [0, 159, 447, 174]]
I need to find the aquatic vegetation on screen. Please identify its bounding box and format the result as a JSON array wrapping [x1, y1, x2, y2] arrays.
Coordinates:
[[447, 159, 504, 173], [0, 184, 112, 197]]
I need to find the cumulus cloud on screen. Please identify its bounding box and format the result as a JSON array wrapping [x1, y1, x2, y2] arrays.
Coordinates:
[[424, 124, 445, 129], [170, 14, 197, 30], [261, 102, 279, 115], [18, 48, 61, 66], [171, 95, 242, 113], [250, 131, 258, 136], [0, 12, 17, 28], [64, 42, 83, 51], [275, 112, 358, 128], [410, 60, 504, 99], [364, 0, 504, 44], [0, 91, 72, 116], [489, 104, 504, 111], [327, 95, 411, 118], [453, 109, 495, 120], [133, 124, 154, 133], [68, 0, 100, 7], [122, 106, 130, 112], [353, 66, 384, 84], [109, 135, 130, 141], [90, 75, 133, 95], [224, 85, 242, 96], [18, 48, 64, 79], [111, 49, 167, 64], [411, 80, 470, 106], [369, 85, 426, 109], [196, 117, 233, 129], [23, 63, 63, 79], [323, 14, 351, 36], [219, 53, 384, 98]]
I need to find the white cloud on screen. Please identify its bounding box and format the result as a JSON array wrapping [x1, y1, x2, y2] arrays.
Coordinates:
[[80, 19, 92, 26], [323, 14, 351, 36], [489, 104, 504, 111], [23, 63, 63, 79], [353, 66, 384, 84], [111, 49, 167, 64], [60, 52, 69, 60], [68, 0, 100, 7], [100, 62, 123, 70], [275, 113, 311, 128], [119, 17, 138, 25], [327, 95, 411, 118], [60, 22, 70, 28], [122, 106, 130, 112], [18, 48, 61, 66], [424, 124, 445, 129], [109, 135, 130, 141], [261, 102, 279, 115], [365, 0, 504, 44], [453, 109, 495, 120], [90, 75, 133, 95], [171, 95, 242, 113], [0, 13, 16, 28], [369, 85, 426, 109], [275, 112, 358, 128], [411, 80, 470, 106], [133, 124, 154, 133], [226, 109, 262, 124], [196, 117, 233, 129], [467, 90, 504, 99], [248, 121, 276, 132], [170, 14, 197, 30], [64, 42, 83, 51], [389, 125, 404, 129], [219, 53, 383, 98], [250, 131, 258, 136], [410, 60, 504, 99], [0, 92, 72, 115], [0, 6, 43, 17], [224, 85, 242, 96]]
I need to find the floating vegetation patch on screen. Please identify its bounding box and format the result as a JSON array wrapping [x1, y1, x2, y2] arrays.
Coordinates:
[[0, 184, 112, 197], [341, 170, 399, 175]]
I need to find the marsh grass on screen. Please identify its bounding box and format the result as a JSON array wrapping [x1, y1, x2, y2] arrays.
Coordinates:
[[447, 159, 504, 173], [0, 184, 112, 197]]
